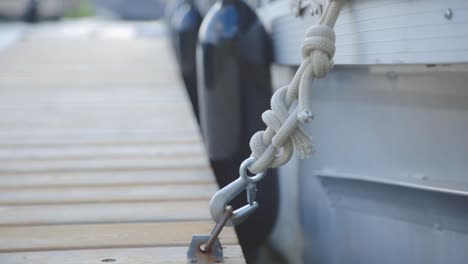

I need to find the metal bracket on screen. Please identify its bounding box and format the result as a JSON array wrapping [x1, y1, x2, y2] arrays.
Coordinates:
[[290, 0, 324, 17], [187, 236, 224, 264], [291, 0, 309, 17]]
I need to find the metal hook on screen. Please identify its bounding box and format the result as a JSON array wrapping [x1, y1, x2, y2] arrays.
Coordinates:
[[209, 157, 266, 226]]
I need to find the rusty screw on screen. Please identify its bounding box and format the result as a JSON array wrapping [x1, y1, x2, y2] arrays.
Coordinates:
[[202, 206, 234, 253]]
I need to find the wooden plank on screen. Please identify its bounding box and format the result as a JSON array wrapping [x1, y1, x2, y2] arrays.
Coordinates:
[[0, 169, 214, 188], [0, 221, 238, 252], [0, 157, 209, 174], [0, 101, 189, 109], [0, 130, 201, 142], [0, 108, 194, 121], [0, 121, 196, 133], [0, 115, 194, 129], [0, 39, 176, 65], [0, 201, 211, 226], [0, 98, 189, 106], [0, 144, 205, 161], [0, 89, 185, 101], [0, 245, 245, 264], [0, 184, 216, 205], [0, 133, 200, 148]]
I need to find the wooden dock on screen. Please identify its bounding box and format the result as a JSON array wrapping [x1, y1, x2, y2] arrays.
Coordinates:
[[0, 21, 244, 263]]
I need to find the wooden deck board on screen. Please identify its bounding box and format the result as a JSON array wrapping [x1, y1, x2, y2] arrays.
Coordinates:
[[0, 170, 214, 188], [0, 184, 216, 205], [0, 222, 238, 252], [0, 144, 205, 160], [0, 246, 245, 264], [0, 156, 209, 174], [0, 201, 211, 226], [0, 20, 244, 263]]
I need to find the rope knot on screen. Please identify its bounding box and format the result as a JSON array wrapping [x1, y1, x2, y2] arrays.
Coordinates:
[[301, 25, 336, 78], [248, 87, 313, 174], [246, 0, 344, 174]]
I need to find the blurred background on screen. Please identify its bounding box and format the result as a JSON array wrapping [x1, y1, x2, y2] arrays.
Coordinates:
[[0, 0, 169, 21], [0, 0, 266, 22]]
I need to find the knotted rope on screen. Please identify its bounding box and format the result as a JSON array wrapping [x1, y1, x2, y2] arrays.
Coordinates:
[[249, 0, 344, 174]]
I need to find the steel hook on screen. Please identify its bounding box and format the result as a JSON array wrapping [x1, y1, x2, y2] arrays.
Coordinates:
[[209, 157, 266, 226]]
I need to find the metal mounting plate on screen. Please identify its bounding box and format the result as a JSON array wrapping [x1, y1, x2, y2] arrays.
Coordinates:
[[187, 235, 224, 264]]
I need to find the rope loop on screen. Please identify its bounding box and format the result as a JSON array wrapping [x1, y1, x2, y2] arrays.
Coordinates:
[[301, 25, 336, 78], [248, 86, 313, 174]]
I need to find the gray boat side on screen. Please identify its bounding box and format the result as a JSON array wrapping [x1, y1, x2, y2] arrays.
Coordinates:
[[252, 0, 468, 263]]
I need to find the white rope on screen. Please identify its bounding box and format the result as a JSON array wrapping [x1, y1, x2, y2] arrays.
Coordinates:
[[248, 0, 345, 174]]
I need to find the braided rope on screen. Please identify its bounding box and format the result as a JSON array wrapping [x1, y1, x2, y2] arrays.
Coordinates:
[[248, 0, 344, 174]]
